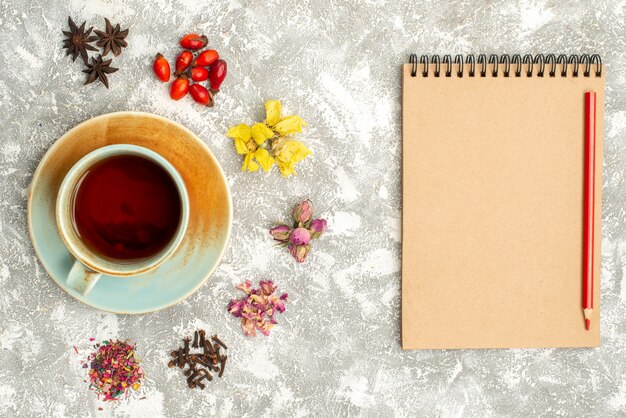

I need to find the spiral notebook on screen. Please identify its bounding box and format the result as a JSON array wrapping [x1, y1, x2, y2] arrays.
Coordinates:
[[402, 54, 604, 349]]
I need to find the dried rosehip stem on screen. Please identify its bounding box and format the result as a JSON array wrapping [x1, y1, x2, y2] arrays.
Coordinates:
[[193, 356, 209, 368], [198, 368, 213, 382], [184, 363, 196, 377], [183, 337, 190, 356], [218, 356, 227, 378], [186, 369, 200, 385], [204, 340, 214, 355], [211, 335, 227, 350], [168, 331, 227, 390]]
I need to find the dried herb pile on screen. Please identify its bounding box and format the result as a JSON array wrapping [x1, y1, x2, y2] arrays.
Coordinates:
[[227, 280, 288, 336], [152, 33, 228, 107], [168, 330, 228, 390], [85, 339, 144, 401], [62, 17, 128, 88]]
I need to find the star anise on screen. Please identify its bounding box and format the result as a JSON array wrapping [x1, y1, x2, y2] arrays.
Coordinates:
[[62, 17, 98, 64], [83, 55, 119, 88], [94, 18, 129, 57]]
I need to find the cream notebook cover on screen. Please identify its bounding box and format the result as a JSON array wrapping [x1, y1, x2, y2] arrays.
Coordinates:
[[402, 54, 604, 349]]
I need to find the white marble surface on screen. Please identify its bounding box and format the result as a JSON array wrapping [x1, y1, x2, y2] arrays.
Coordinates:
[[1, 0, 625, 416]]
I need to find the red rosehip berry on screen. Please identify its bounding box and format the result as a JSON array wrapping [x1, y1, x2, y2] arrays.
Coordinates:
[[189, 66, 209, 82], [179, 33, 208, 50], [208, 59, 227, 92], [170, 76, 189, 101], [153, 53, 170, 82], [175, 51, 193, 75], [193, 49, 219, 67], [189, 83, 213, 106]]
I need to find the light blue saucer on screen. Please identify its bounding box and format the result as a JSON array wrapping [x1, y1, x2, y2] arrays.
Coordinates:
[[27, 112, 232, 314]]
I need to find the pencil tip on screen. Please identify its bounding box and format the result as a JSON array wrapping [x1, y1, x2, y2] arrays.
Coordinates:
[[585, 319, 591, 330]]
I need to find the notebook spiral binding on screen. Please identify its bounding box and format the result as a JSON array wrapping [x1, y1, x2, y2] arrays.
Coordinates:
[[408, 54, 602, 78]]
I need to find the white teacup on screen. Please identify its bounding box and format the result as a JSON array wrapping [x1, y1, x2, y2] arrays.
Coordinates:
[[56, 144, 189, 296]]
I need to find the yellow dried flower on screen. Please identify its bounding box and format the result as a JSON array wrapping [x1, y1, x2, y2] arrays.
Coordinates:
[[275, 140, 312, 177], [227, 124, 251, 141], [227, 100, 310, 176], [239, 148, 275, 173], [227, 124, 254, 155], [274, 115, 307, 136], [251, 122, 274, 145], [242, 152, 259, 172], [254, 148, 275, 172], [265, 100, 282, 126]]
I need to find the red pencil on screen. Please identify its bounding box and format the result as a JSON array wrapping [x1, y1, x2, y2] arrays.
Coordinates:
[[583, 92, 596, 331]]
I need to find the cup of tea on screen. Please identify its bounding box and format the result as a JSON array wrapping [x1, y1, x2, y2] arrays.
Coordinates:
[[56, 144, 190, 296]]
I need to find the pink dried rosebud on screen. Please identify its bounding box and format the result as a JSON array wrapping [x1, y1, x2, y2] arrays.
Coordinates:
[[259, 280, 277, 296], [309, 218, 327, 239], [269, 225, 291, 242], [236, 280, 253, 294], [241, 318, 256, 336], [227, 299, 244, 317], [274, 298, 286, 313], [289, 227, 311, 246], [273, 199, 327, 262], [258, 321, 275, 336], [291, 200, 313, 224], [289, 244, 311, 263]]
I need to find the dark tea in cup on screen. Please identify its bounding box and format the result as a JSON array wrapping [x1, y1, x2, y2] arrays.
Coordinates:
[[72, 155, 182, 260]]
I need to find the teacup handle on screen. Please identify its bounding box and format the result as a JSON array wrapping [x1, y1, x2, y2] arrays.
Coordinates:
[[66, 260, 101, 296]]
